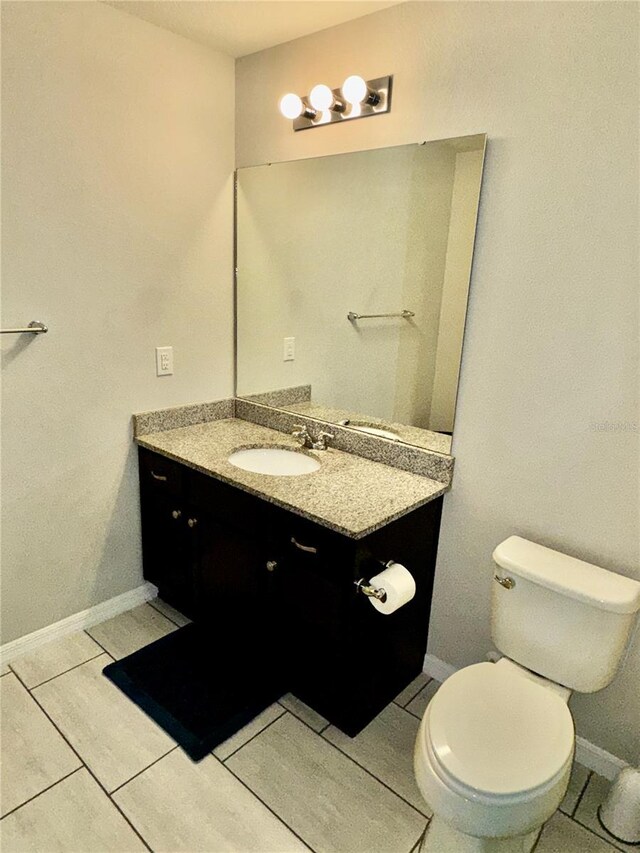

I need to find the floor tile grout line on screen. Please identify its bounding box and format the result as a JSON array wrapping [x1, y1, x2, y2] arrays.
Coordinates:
[[393, 700, 431, 724], [81, 629, 116, 659], [571, 812, 628, 853], [276, 700, 329, 735], [273, 704, 617, 850], [277, 699, 330, 733], [146, 599, 188, 628], [317, 728, 431, 821], [23, 691, 153, 852], [20, 652, 108, 691], [105, 794, 153, 852], [279, 706, 334, 739], [256, 705, 430, 822], [217, 753, 319, 853], [109, 745, 180, 795], [219, 708, 287, 763], [409, 826, 427, 853], [527, 809, 622, 853], [0, 766, 84, 822], [571, 769, 593, 818], [4, 670, 90, 809], [529, 824, 544, 852], [84, 610, 177, 659], [397, 677, 434, 709], [17, 665, 154, 853]]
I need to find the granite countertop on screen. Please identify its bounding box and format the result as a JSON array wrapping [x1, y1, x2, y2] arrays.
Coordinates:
[[136, 418, 449, 539], [267, 400, 453, 455]]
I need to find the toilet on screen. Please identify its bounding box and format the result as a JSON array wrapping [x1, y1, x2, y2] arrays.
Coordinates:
[[414, 535, 640, 853]]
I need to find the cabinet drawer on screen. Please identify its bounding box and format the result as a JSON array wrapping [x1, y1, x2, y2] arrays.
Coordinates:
[[139, 448, 185, 498], [285, 518, 356, 573]]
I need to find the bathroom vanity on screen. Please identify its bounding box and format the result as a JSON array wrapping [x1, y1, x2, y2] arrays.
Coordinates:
[[122, 132, 486, 749], [136, 416, 446, 736]]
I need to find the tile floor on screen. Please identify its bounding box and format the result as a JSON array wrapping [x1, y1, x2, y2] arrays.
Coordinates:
[[0, 601, 629, 852]]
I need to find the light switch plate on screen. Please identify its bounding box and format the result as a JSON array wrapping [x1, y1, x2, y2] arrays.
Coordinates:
[[155, 346, 173, 376], [283, 337, 295, 362]]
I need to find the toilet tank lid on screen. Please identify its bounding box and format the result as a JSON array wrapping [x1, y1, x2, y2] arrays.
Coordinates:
[[493, 536, 640, 614]]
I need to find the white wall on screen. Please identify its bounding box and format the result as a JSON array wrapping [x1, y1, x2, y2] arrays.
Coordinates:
[[236, 2, 640, 763], [1, 2, 234, 642]]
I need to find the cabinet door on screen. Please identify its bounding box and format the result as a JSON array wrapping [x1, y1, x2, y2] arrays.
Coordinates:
[[280, 501, 443, 735], [140, 494, 196, 618], [195, 512, 289, 674], [279, 521, 358, 721]]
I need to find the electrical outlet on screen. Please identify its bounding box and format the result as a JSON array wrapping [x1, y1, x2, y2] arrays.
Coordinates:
[[283, 337, 295, 362], [155, 346, 173, 376]]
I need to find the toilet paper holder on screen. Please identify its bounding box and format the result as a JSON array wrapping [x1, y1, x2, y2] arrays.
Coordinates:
[[355, 578, 388, 602], [355, 560, 396, 603]]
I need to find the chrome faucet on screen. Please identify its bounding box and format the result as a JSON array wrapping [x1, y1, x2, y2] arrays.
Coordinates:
[[292, 424, 312, 447], [292, 424, 335, 451], [311, 430, 335, 451]]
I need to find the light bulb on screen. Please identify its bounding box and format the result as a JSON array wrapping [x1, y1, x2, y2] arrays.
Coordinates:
[[342, 75, 368, 105], [309, 84, 335, 112], [279, 93, 303, 120]]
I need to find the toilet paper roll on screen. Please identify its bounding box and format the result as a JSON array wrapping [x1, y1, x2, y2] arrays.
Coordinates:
[[367, 562, 416, 615]]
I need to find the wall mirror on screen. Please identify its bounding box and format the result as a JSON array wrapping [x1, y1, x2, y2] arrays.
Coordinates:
[[235, 134, 486, 455]]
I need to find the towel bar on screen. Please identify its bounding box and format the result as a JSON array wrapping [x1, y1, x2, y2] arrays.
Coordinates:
[[0, 321, 48, 335], [347, 310, 414, 322]]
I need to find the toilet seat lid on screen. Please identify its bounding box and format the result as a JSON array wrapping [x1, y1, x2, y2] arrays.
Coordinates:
[[427, 663, 574, 797]]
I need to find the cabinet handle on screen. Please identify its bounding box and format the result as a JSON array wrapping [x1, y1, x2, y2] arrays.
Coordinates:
[[150, 471, 168, 482], [266, 560, 278, 572], [290, 536, 317, 554], [187, 518, 198, 528], [171, 509, 182, 520]]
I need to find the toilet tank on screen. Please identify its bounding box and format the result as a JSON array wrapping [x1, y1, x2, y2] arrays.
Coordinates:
[[491, 536, 640, 692]]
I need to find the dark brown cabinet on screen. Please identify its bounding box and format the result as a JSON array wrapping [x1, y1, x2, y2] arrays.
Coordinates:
[[138, 454, 197, 619], [138, 446, 443, 735]]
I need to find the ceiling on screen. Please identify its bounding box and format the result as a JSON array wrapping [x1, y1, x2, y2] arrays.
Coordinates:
[[104, 1, 403, 58]]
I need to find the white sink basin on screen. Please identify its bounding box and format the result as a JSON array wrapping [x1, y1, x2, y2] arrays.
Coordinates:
[[227, 447, 321, 476]]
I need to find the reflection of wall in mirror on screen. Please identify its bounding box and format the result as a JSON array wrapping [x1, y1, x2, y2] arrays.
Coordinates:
[[237, 147, 428, 416], [388, 144, 454, 430], [428, 148, 485, 433], [236, 141, 483, 432]]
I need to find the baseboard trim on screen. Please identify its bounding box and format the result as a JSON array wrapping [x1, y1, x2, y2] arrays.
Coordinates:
[[423, 652, 626, 781], [574, 737, 627, 781], [423, 653, 458, 683], [0, 582, 158, 666]]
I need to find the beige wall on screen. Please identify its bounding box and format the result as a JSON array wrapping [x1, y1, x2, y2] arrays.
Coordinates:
[[236, 2, 640, 763], [1, 2, 234, 642]]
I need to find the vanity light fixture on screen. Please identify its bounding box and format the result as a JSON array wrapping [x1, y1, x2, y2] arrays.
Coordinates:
[[309, 84, 346, 113], [279, 74, 392, 131], [278, 93, 318, 121], [341, 75, 380, 107]]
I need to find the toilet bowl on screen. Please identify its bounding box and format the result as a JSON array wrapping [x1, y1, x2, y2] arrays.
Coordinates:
[[414, 661, 574, 852], [413, 536, 640, 853]]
